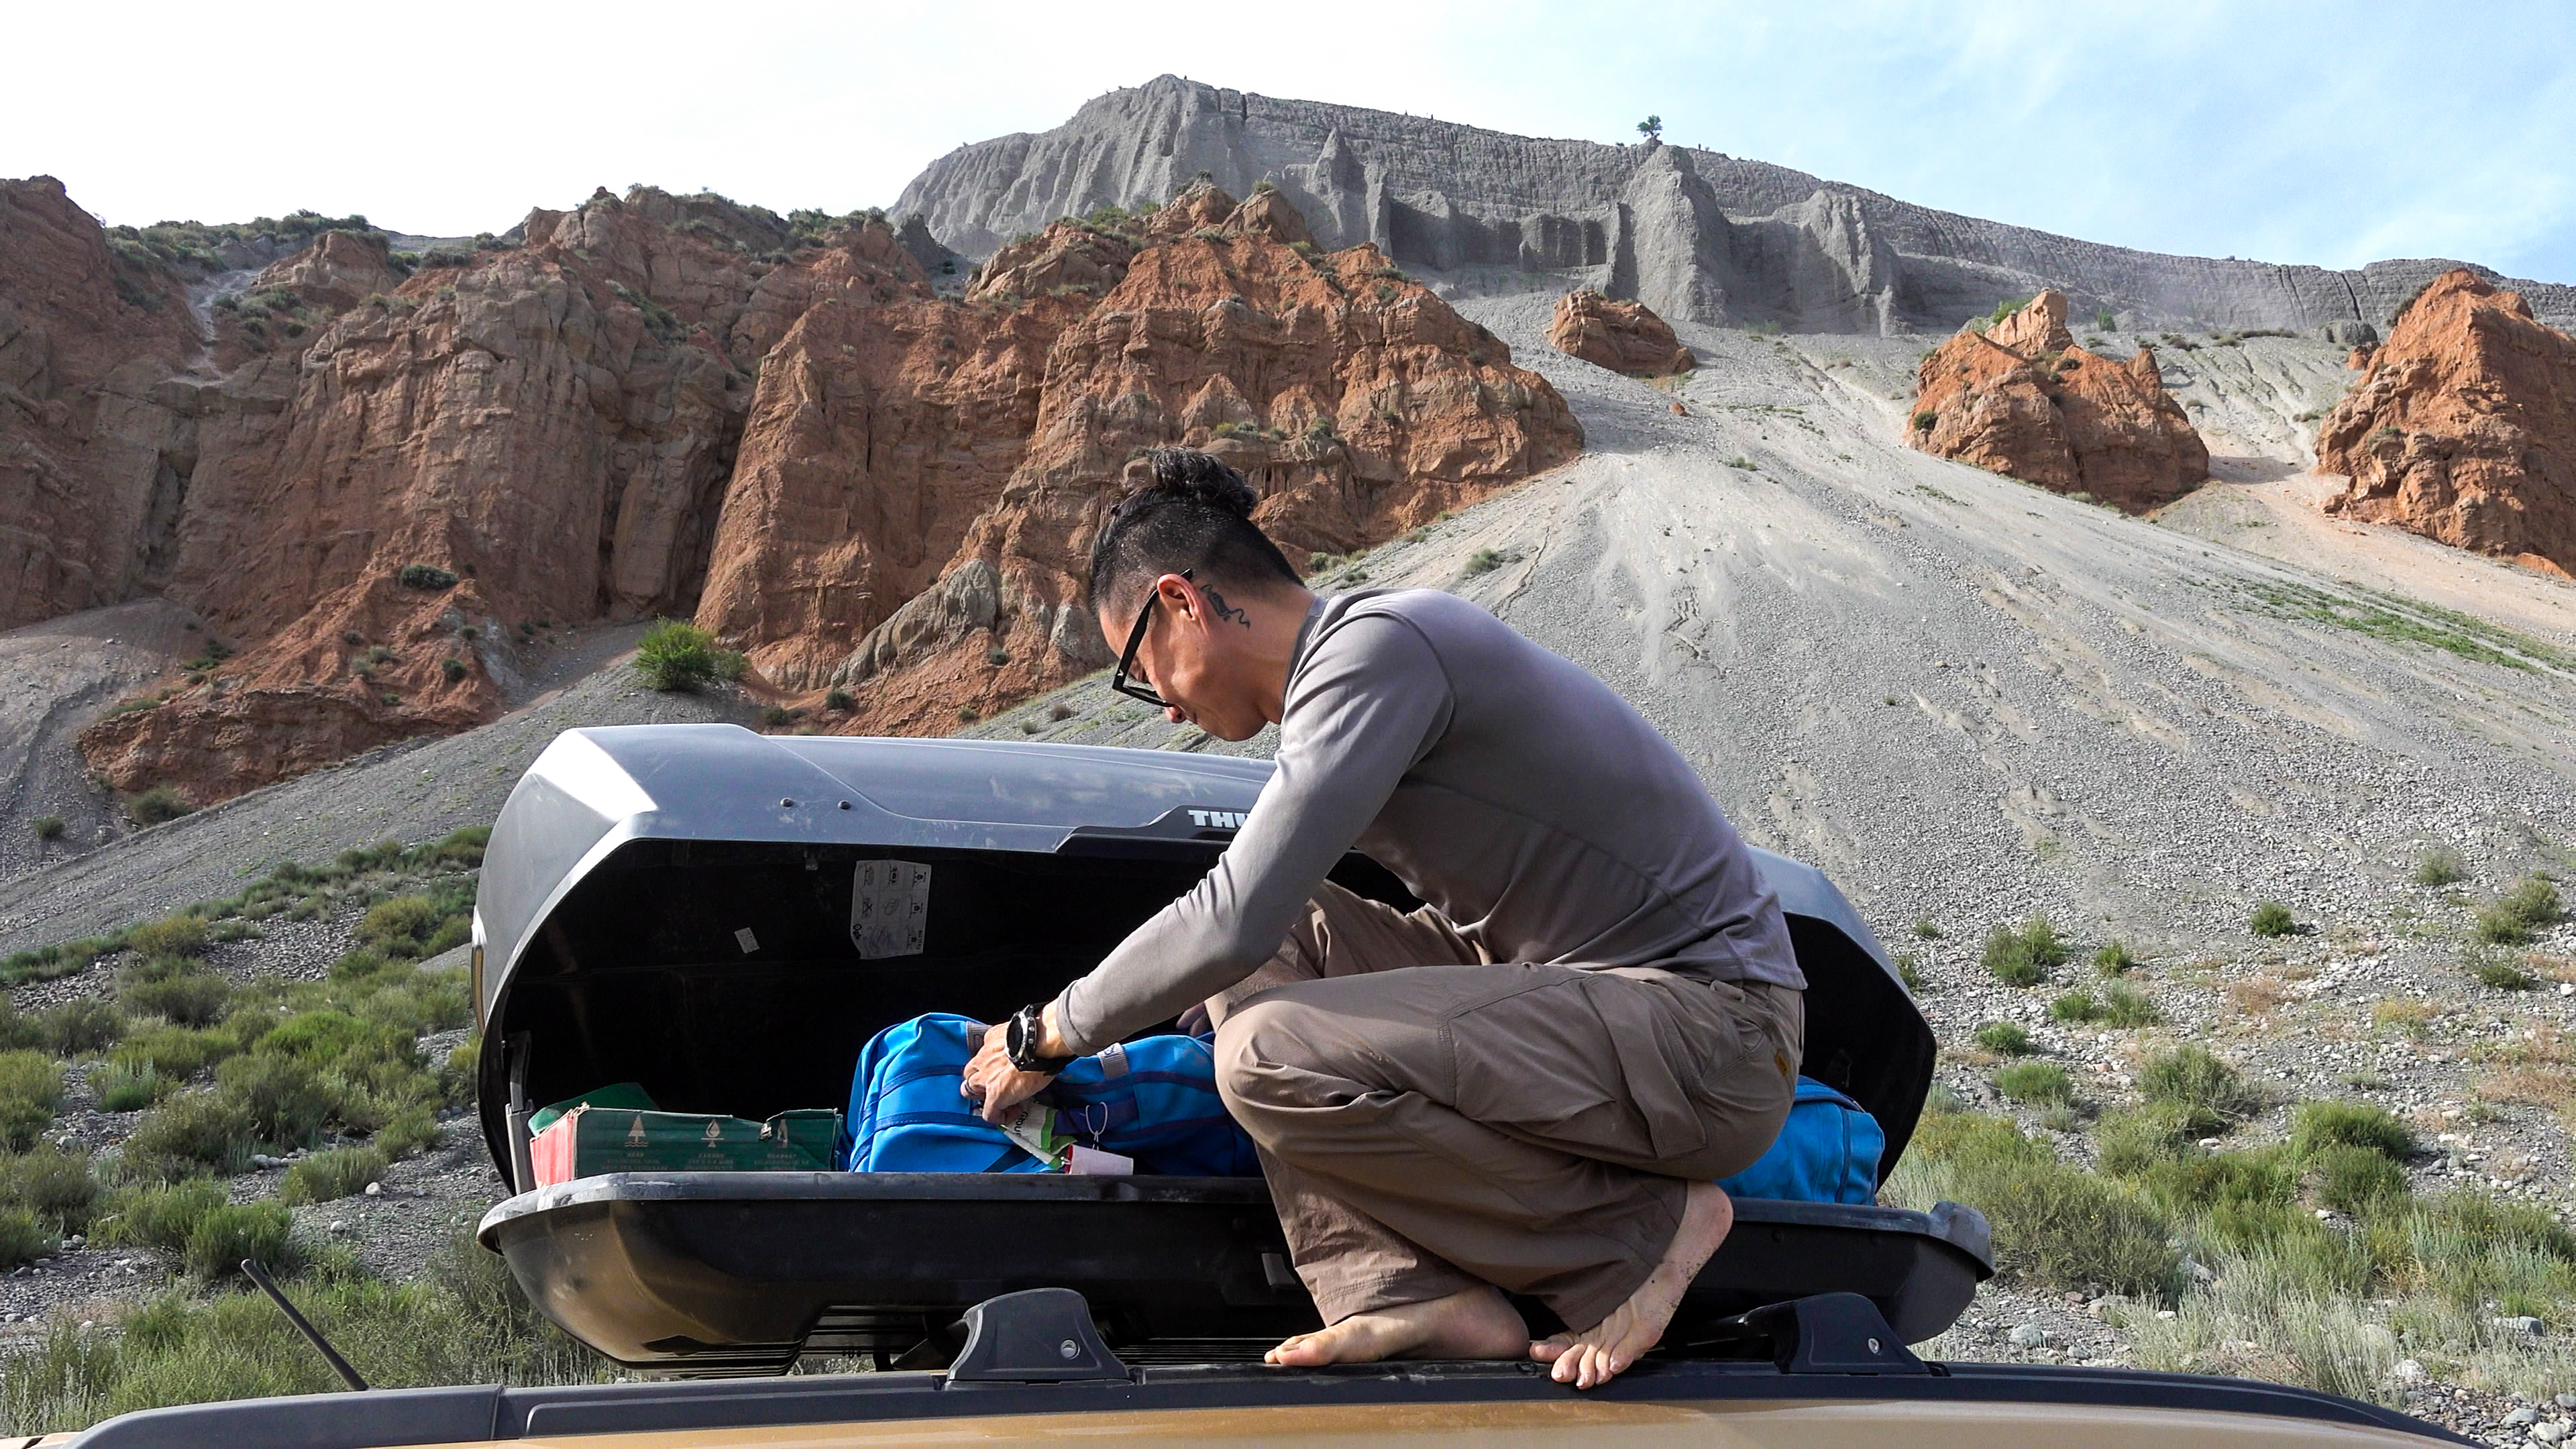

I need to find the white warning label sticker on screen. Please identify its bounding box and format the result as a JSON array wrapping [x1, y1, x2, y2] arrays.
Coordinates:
[[850, 859, 932, 959]]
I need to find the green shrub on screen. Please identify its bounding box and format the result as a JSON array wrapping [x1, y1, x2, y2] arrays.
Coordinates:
[[2412, 847, 2468, 886], [183, 1200, 297, 1280], [2288, 1099, 2412, 1161], [0, 1146, 99, 1234], [97, 1179, 224, 1252], [30, 816, 64, 841], [2141, 1044, 2259, 1136], [129, 787, 193, 826], [0, 1002, 36, 1052], [91, 1062, 167, 1111], [111, 1024, 244, 1083], [2096, 1104, 2194, 1177], [121, 974, 233, 1028], [2308, 1144, 2407, 1215], [1974, 1021, 2033, 1055], [1912, 919, 1944, 939], [0, 1051, 64, 1150], [125, 916, 208, 959], [440, 657, 468, 684], [2097, 983, 2161, 1027], [379, 1104, 443, 1158], [396, 564, 458, 590], [2048, 990, 2100, 1024], [1912, 409, 1937, 431], [358, 896, 439, 954], [2502, 873, 2563, 926], [1894, 953, 1923, 992], [280, 1146, 387, 1206], [2139, 1146, 2295, 1217], [1982, 916, 2066, 986], [213, 1055, 341, 1150], [2249, 902, 2296, 937], [632, 619, 745, 692], [824, 688, 855, 712], [2474, 874, 2563, 945], [118, 1091, 257, 1180], [2092, 940, 2137, 975], [39, 999, 125, 1057], [0, 1206, 56, 1267], [1885, 1112, 2178, 1296], [1996, 1060, 2076, 1106]]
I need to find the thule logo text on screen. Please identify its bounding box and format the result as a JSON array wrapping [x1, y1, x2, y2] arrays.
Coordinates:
[[1187, 810, 1248, 830]]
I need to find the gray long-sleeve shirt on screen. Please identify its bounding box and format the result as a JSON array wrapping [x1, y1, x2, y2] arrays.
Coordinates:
[[1051, 587, 1802, 1056]]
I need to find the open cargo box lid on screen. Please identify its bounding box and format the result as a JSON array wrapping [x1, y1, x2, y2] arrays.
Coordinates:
[[471, 725, 1976, 1375]]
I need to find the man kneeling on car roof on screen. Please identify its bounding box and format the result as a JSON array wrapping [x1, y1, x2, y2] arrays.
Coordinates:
[[961, 447, 1805, 1389]]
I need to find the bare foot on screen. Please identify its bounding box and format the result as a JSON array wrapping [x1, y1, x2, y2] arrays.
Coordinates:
[[1266, 1284, 1529, 1366], [1531, 1181, 1733, 1389]]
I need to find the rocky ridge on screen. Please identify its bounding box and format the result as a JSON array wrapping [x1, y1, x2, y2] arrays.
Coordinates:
[[1909, 290, 2209, 513], [894, 75, 2576, 337], [2316, 269, 2576, 580]]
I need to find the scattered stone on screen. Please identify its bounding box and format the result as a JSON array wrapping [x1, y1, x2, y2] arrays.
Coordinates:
[[2008, 1323, 2051, 1348], [364, 1181, 383, 1197], [2557, 1393, 2576, 1410], [2534, 1422, 2571, 1444], [2510, 1407, 2542, 1426], [2496, 1316, 2548, 1338], [2394, 1359, 2428, 1384], [327, 1220, 348, 1234]]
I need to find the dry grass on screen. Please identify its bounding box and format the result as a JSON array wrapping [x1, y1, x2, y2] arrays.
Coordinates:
[[2227, 975, 2294, 1018], [2370, 1000, 2438, 1039], [2477, 1024, 2576, 1117]]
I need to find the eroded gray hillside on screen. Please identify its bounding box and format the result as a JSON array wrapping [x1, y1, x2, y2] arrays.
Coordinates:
[[896, 75, 2575, 336]]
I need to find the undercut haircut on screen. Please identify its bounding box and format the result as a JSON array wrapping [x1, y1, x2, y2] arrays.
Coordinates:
[[1086, 448, 1301, 614]]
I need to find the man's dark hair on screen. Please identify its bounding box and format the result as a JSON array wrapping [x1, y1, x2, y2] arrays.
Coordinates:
[[1086, 448, 1300, 612]]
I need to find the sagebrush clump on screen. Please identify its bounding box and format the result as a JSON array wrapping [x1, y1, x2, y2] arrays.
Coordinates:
[[633, 620, 745, 692], [1982, 916, 2067, 986], [2140, 1044, 2260, 1136]]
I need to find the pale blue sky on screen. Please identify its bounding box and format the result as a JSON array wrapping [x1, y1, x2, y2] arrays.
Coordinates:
[[11, 1, 2570, 282]]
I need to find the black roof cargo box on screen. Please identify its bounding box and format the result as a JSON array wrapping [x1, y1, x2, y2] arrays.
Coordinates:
[[472, 726, 1989, 1376]]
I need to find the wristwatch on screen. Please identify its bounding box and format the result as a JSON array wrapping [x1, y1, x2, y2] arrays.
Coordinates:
[[1006, 1002, 1074, 1074]]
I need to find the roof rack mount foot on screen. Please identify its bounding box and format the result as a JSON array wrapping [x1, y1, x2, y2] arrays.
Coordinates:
[[1707, 1293, 1930, 1376], [945, 1287, 1130, 1386]]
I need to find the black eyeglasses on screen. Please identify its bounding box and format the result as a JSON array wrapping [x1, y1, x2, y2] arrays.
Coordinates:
[[1110, 570, 1190, 707]]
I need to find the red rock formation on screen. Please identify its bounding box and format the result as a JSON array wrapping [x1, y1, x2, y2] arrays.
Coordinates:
[[79, 192, 916, 802], [1909, 290, 2208, 512], [1547, 290, 1692, 376], [694, 224, 1118, 689], [0, 176, 196, 630], [23, 173, 1576, 806], [806, 182, 1583, 735], [2315, 269, 2576, 576]]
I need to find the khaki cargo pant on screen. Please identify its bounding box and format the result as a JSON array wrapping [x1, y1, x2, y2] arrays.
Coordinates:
[[1206, 881, 1803, 1334]]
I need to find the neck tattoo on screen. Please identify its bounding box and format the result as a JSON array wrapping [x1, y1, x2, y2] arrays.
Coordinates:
[[1201, 584, 1252, 629]]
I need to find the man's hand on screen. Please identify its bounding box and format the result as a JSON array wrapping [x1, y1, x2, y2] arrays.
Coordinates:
[[961, 1010, 1066, 1124]]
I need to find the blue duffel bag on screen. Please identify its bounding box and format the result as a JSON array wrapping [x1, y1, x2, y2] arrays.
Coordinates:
[[1714, 1077, 1885, 1203], [839, 1013, 1261, 1177]]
